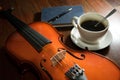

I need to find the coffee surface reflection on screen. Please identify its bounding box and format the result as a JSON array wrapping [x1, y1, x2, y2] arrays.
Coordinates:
[[81, 20, 105, 31]]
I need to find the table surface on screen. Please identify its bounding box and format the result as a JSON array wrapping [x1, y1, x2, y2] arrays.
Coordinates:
[[0, 0, 120, 80]]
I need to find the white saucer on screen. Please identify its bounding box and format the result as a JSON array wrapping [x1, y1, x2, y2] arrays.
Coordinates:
[[70, 27, 113, 50]]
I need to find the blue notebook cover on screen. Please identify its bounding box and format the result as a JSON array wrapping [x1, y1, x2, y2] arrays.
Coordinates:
[[41, 5, 84, 27]]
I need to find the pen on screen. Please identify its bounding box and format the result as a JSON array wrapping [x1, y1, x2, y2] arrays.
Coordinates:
[[48, 8, 72, 23]]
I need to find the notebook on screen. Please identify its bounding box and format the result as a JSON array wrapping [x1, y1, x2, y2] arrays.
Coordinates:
[[41, 5, 84, 27]]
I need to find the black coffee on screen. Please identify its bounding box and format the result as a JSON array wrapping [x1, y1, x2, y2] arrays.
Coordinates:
[[81, 20, 105, 31]]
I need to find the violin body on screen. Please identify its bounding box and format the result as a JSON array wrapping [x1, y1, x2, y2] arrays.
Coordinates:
[[6, 22, 120, 80]]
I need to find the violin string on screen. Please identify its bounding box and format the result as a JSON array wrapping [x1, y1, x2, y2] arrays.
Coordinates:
[[5, 12, 48, 51], [6, 13, 65, 71], [56, 49, 70, 67], [39, 45, 68, 73], [15, 21, 45, 47], [58, 48, 76, 68], [5, 12, 75, 73], [5, 12, 42, 44], [53, 56, 63, 66], [42, 45, 72, 72], [56, 52, 68, 66]]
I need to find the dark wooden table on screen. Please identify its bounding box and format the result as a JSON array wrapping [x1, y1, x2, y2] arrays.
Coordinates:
[[0, 0, 120, 80]]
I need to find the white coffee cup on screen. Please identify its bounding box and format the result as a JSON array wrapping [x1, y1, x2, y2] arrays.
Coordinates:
[[72, 12, 109, 44]]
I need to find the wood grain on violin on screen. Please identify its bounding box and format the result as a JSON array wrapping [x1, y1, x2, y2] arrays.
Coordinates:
[[1, 9, 120, 80]]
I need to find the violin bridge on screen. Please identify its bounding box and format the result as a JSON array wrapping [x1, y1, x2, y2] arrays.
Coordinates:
[[50, 50, 66, 66]]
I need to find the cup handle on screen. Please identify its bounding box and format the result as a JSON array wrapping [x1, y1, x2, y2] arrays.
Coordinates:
[[72, 16, 79, 28], [72, 16, 82, 37]]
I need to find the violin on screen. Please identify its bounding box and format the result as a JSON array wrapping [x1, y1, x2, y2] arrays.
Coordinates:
[[1, 8, 120, 80]]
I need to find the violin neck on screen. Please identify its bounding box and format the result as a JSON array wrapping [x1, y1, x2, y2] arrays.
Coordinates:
[[2, 10, 51, 52]]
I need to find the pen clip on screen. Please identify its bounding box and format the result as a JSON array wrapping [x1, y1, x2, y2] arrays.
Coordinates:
[[48, 8, 72, 23]]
